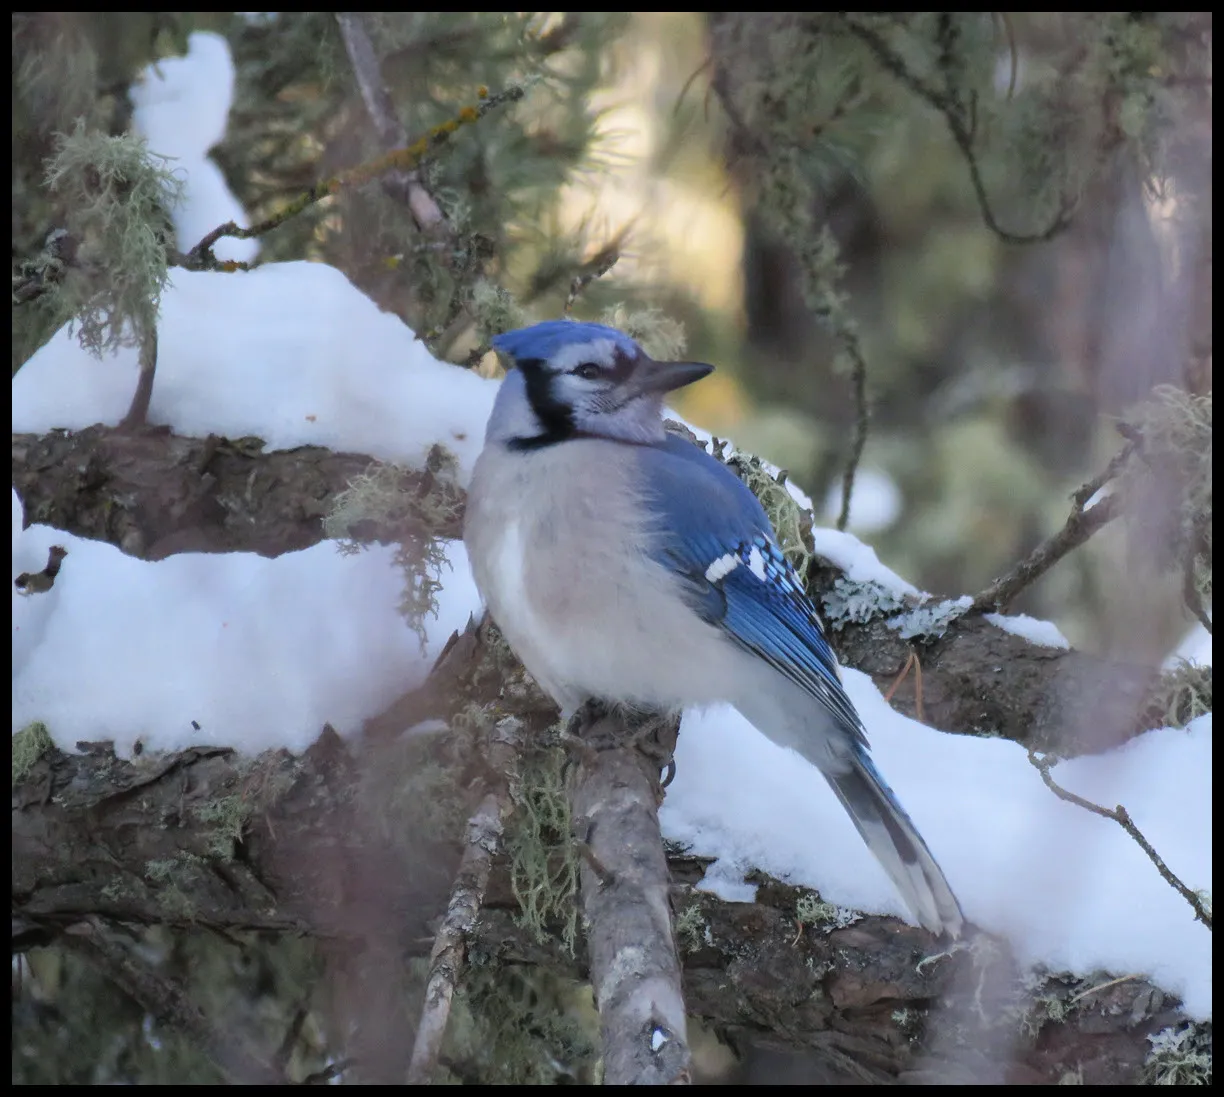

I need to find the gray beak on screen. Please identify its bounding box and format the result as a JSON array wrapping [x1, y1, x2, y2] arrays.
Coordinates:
[[638, 359, 714, 394]]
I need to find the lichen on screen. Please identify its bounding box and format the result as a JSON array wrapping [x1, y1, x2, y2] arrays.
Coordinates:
[[1143, 1022, 1213, 1085], [795, 891, 861, 932], [12, 721, 54, 785], [887, 595, 972, 641], [598, 305, 686, 361], [822, 576, 907, 631], [504, 741, 580, 952]]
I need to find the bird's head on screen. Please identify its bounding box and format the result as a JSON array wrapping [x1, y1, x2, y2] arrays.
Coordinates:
[[486, 320, 712, 448]]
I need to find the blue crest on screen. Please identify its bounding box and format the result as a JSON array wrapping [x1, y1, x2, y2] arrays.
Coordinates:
[[492, 321, 639, 363]]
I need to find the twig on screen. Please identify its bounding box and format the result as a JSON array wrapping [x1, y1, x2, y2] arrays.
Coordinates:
[[335, 13, 448, 234], [179, 85, 525, 270], [119, 326, 158, 429], [968, 441, 1137, 614], [1027, 750, 1211, 930], [65, 918, 285, 1084], [841, 16, 1077, 245], [836, 336, 870, 532], [405, 715, 522, 1085], [567, 705, 691, 1085], [1182, 535, 1213, 636], [563, 248, 620, 315]]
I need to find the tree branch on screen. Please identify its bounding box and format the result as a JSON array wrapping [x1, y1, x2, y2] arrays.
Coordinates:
[[567, 705, 691, 1085], [176, 85, 524, 271], [1027, 750, 1211, 930], [968, 440, 1136, 614], [406, 714, 522, 1084], [335, 13, 449, 235]]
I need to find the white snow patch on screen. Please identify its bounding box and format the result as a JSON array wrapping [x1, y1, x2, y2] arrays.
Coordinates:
[[12, 263, 498, 482], [985, 612, 1071, 649]]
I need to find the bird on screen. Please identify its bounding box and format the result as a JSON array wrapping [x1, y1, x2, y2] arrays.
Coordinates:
[[463, 320, 963, 936]]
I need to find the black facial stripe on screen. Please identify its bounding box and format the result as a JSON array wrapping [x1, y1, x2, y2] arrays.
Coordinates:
[[511, 358, 575, 450], [607, 347, 637, 383]]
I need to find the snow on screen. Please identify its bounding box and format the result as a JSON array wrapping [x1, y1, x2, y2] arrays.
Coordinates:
[[130, 31, 257, 264], [12, 263, 497, 482], [665, 698, 1211, 1019], [10, 34, 1212, 1022], [1169, 625, 1212, 668], [985, 611, 1071, 649], [821, 466, 903, 533]]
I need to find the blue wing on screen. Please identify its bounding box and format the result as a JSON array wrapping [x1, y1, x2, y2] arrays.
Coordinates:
[[637, 435, 865, 743]]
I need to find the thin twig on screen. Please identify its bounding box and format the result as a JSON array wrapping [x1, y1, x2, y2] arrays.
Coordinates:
[[335, 13, 448, 234], [1027, 750, 1211, 930], [119, 326, 158, 429], [842, 16, 1077, 245], [178, 85, 524, 271], [405, 716, 522, 1085], [836, 337, 870, 532], [969, 441, 1137, 614], [65, 918, 285, 1084], [1182, 534, 1213, 636], [563, 248, 620, 315]]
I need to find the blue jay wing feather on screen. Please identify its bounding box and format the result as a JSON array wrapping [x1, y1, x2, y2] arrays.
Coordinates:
[[640, 437, 865, 743]]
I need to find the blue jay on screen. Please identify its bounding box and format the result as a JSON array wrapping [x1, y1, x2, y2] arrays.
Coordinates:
[[464, 320, 963, 936]]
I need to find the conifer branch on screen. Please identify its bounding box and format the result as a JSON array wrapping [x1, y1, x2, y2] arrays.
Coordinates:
[[841, 16, 1079, 245], [335, 12, 449, 235]]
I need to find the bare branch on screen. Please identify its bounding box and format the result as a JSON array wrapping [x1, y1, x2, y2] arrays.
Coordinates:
[[177, 85, 525, 271], [841, 16, 1079, 245], [335, 12, 448, 234], [406, 715, 522, 1084], [118, 326, 158, 429], [836, 335, 869, 532], [1027, 751, 1211, 930], [567, 705, 691, 1085], [968, 441, 1137, 614]]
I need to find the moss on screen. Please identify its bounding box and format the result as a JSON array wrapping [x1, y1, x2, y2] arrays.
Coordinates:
[[1145, 662, 1212, 729], [795, 891, 861, 932], [13, 721, 55, 785]]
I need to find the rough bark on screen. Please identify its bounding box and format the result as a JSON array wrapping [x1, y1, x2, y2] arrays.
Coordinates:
[[568, 707, 691, 1084], [13, 724, 1191, 1085]]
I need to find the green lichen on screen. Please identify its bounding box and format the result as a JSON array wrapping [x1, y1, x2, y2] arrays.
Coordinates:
[[504, 741, 580, 952], [1146, 662, 1212, 729], [42, 125, 181, 356], [323, 448, 463, 650], [821, 577, 906, 631], [12, 721, 54, 785], [194, 795, 250, 858], [598, 305, 686, 361], [1143, 1022, 1213, 1085], [674, 902, 708, 952], [796, 891, 861, 932]]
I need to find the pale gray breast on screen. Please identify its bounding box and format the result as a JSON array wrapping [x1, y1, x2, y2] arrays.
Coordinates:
[[463, 439, 741, 711]]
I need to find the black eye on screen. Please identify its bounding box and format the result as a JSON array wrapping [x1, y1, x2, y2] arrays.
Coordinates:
[[569, 362, 603, 380]]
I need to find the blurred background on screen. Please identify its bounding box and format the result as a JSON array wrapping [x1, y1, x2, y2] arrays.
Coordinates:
[[11, 12, 1211, 1084]]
